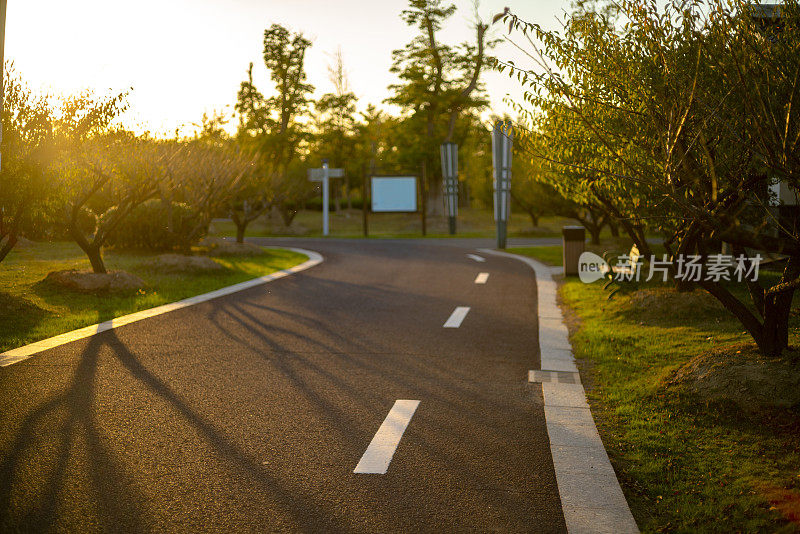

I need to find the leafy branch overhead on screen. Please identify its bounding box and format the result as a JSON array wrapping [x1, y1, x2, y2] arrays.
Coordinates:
[[495, 0, 800, 357]]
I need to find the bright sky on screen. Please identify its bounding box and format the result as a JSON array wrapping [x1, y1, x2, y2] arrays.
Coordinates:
[[6, 0, 570, 136]]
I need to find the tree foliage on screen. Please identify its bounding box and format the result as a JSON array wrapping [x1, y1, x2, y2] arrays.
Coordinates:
[[496, 0, 800, 355]]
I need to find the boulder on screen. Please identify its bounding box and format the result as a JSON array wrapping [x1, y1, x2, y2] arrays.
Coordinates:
[[665, 344, 800, 413], [146, 254, 224, 273], [45, 270, 147, 293]]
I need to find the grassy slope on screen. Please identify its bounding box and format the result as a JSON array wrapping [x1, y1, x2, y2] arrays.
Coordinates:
[[511, 246, 800, 532], [0, 242, 306, 353]]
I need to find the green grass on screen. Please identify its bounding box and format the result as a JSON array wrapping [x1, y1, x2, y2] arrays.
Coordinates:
[[564, 280, 800, 532], [209, 207, 584, 239], [508, 243, 800, 530], [508, 239, 654, 267], [513, 241, 800, 531], [0, 242, 307, 353], [508, 245, 564, 266]]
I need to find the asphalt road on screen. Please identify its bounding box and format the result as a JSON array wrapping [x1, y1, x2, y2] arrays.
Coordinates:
[[0, 239, 566, 533]]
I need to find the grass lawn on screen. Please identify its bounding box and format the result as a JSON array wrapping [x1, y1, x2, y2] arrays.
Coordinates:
[[0, 241, 307, 353], [508, 245, 564, 266], [509, 239, 667, 268], [511, 246, 800, 532], [209, 207, 583, 239]]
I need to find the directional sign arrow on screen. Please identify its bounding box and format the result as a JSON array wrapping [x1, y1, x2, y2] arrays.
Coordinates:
[[308, 168, 344, 181]]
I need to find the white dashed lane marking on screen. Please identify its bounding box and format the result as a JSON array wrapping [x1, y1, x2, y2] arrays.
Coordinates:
[[354, 400, 420, 474], [474, 272, 489, 284], [443, 306, 470, 328]]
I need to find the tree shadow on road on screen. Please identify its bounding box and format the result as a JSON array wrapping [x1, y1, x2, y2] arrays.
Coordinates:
[[0, 331, 149, 532], [204, 275, 562, 529], [0, 317, 340, 532]]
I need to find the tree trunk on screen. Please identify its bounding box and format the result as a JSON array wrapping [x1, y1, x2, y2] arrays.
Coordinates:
[[280, 206, 297, 227], [529, 212, 539, 228], [700, 255, 799, 358], [84, 245, 107, 274], [608, 220, 620, 238], [69, 218, 108, 274], [759, 256, 800, 356], [0, 234, 18, 263], [588, 225, 601, 245], [700, 279, 765, 349], [235, 222, 246, 244]]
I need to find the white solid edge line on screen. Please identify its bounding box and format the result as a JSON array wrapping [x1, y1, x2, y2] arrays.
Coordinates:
[[443, 306, 470, 328], [474, 272, 489, 284], [354, 399, 420, 474], [0, 247, 324, 368], [477, 248, 639, 533], [466, 253, 486, 262]]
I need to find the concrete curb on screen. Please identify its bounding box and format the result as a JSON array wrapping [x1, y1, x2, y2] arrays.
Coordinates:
[[478, 249, 639, 534], [0, 247, 323, 368]]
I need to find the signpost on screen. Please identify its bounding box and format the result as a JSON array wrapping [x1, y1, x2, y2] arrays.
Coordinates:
[[308, 159, 344, 236], [492, 120, 513, 249], [440, 142, 458, 235]]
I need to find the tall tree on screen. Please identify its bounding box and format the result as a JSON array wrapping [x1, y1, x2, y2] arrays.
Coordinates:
[[387, 0, 491, 212], [235, 24, 316, 227], [316, 48, 358, 210]]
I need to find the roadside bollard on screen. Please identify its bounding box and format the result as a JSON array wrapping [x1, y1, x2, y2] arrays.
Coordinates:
[[562, 226, 586, 276]]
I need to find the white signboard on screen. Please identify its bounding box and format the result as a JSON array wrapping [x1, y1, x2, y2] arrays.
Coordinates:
[[371, 177, 417, 212]]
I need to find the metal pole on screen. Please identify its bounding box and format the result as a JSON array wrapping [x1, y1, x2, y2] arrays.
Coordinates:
[[497, 206, 506, 249], [440, 143, 458, 236], [498, 130, 507, 249], [493, 121, 513, 249], [322, 161, 330, 236], [362, 167, 369, 238], [420, 161, 427, 236]]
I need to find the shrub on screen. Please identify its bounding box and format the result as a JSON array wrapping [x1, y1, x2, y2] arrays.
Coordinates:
[[106, 199, 200, 251]]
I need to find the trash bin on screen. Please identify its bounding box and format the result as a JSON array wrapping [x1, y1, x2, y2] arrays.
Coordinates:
[[562, 226, 586, 276]]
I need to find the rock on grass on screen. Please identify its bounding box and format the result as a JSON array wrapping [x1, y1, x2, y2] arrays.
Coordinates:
[[146, 254, 224, 273], [45, 270, 147, 293]]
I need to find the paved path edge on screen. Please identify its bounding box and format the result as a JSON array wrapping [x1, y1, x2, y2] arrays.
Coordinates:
[[478, 248, 639, 534], [0, 247, 323, 368]]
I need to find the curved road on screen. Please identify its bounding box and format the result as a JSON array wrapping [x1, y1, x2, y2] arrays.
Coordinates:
[[0, 239, 566, 533]]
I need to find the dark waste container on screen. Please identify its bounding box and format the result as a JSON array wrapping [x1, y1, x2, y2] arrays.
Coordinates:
[[562, 226, 586, 276]]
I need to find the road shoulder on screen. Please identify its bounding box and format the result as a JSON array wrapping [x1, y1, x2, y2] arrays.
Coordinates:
[[479, 248, 639, 534]]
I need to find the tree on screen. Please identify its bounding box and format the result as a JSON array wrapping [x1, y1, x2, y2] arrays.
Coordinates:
[[515, 118, 616, 243], [387, 0, 491, 211], [0, 65, 58, 261], [235, 24, 316, 229], [188, 112, 264, 245], [59, 131, 160, 273], [315, 48, 358, 210], [495, 0, 800, 356], [162, 138, 253, 248]]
